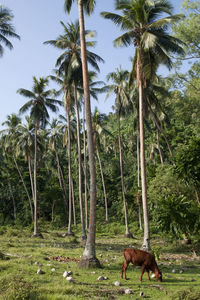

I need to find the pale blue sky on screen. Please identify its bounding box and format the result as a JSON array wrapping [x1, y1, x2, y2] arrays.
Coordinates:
[[0, 0, 182, 127]]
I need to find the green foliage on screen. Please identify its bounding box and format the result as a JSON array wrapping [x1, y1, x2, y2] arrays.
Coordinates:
[[0, 5, 20, 56], [151, 246, 161, 261], [175, 137, 200, 188], [148, 164, 191, 202], [96, 221, 125, 235], [150, 194, 200, 237], [173, 0, 200, 59]]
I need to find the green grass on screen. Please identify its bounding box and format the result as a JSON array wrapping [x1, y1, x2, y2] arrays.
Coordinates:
[[0, 224, 200, 299]]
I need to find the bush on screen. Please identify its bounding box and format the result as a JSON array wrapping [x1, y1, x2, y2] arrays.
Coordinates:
[[150, 194, 200, 237]]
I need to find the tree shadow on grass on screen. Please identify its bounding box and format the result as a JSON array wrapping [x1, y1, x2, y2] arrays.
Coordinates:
[[96, 242, 140, 252]]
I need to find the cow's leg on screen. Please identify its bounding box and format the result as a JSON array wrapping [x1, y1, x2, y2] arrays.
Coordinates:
[[145, 267, 150, 280], [121, 260, 130, 280], [146, 269, 150, 281], [140, 264, 146, 282], [121, 262, 125, 278]]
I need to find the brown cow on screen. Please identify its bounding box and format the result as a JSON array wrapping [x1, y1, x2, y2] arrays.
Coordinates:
[[121, 248, 162, 282]]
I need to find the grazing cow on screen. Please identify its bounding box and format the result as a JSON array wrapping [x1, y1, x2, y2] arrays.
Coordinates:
[[121, 248, 162, 282]]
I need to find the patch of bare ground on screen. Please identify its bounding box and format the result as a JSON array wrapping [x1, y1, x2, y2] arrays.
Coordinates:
[[52, 255, 79, 262]]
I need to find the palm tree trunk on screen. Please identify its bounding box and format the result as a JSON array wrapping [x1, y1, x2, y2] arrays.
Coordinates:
[[78, 0, 99, 266], [13, 154, 33, 220], [138, 76, 150, 250], [137, 133, 143, 230], [83, 104, 88, 230], [71, 176, 77, 227], [28, 155, 34, 202], [117, 110, 132, 237], [33, 122, 38, 236], [157, 129, 164, 166], [96, 146, 108, 223], [65, 94, 73, 236], [60, 167, 68, 216], [74, 84, 86, 239], [27, 155, 34, 221]]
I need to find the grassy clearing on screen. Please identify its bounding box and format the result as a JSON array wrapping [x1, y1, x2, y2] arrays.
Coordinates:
[[0, 223, 200, 299]]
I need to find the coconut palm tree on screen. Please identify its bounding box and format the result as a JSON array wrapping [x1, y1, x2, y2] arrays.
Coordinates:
[[74, 82, 87, 239], [0, 5, 20, 56], [106, 67, 133, 238], [64, 0, 101, 267], [45, 19, 104, 240], [44, 20, 102, 77], [102, 0, 184, 250], [17, 77, 62, 237]]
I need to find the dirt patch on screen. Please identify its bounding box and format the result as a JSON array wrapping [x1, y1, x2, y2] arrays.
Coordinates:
[[52, 255, 79, 263]]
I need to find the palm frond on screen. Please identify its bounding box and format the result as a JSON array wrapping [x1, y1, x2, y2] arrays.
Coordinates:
[[149, 14, 185, 29], [17, 89, 35, 99], [114, 30, 136, 47], [19, 100, 33, 114], [64, 0, 74, 13], [101, 12, 124, 27], [84, 0, 96, 15]]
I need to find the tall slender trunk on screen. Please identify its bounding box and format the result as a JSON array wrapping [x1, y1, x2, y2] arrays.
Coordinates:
[[55, 147, 67, 216], [60, 166, 68, 216], [28, 155, 35, 219], [78, 0, 99, 265], [74, 84, 86, 239], [96, 146, 108, 223], [13, 154, 33, 220], [83, 104, 88, 230], [33, 122, 38, 236], [137, 133, 143, 230], [117, 110, 131, 237], [138, 76, 150, 250], [157, 129, 164, 166], [65, 93, 73, 235], [71, 176, 77, 227]]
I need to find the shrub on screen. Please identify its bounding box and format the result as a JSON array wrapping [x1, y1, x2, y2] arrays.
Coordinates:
[[150, 195, 200, 237]]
